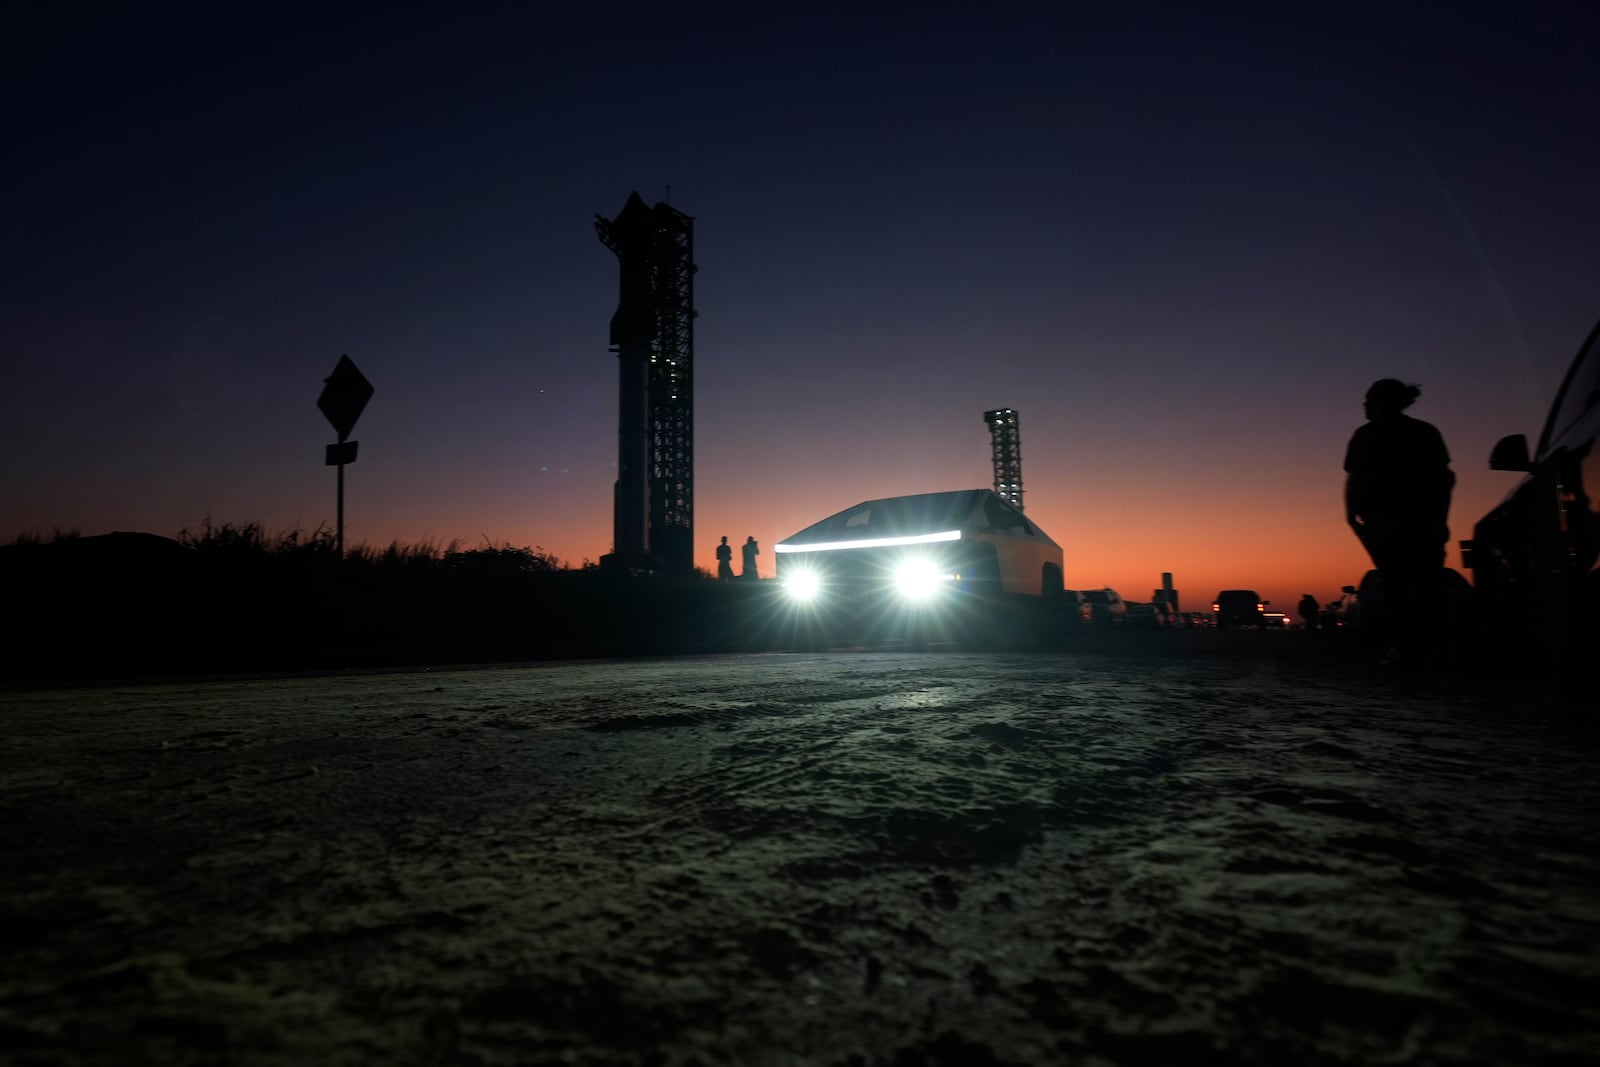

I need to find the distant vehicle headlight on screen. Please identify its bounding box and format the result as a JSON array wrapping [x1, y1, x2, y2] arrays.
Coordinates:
[[893, 557, 951, 602], [783, 568, 823, 602]]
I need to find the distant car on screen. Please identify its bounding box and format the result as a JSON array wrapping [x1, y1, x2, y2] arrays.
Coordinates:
[[1262, 612, 1290, 629], [1080, 588, 1127, 625], [1331, 573, 1382, 631], [1353, 570, 1386, 633], [1332, 567, 1469, 644], [1212, 589, 1266, 628], [1124, 602, 1163, 628], [1464, 316, 1600, 656], [1326, 584, 1361, 630]]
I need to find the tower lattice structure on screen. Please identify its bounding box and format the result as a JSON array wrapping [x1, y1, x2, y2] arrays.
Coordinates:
[[983, 408, 1024, 511], [595, 192, 696, 574], [647, 202, 696, 573]]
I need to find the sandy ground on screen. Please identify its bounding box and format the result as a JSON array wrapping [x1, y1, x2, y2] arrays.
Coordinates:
[[2, 636, 1596, 1066]]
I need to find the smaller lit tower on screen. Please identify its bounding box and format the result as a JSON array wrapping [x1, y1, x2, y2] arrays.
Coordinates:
[[983, 408, 1024, 511]]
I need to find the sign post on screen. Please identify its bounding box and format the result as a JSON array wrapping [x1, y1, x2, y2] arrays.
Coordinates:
[[316, 355, 374, 556]]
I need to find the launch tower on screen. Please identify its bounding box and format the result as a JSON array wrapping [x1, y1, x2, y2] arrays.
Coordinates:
[[983, 408, 1024, 511], [595, 192, 697, 573]]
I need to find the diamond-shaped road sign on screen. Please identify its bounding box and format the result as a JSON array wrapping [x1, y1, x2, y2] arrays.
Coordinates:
[[317, 355, 373, 442]]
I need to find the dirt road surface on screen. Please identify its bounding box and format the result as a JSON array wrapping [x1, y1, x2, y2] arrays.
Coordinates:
[[3, 637, 1596, 1065]]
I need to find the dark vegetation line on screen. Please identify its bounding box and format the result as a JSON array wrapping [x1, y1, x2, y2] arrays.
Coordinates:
[[10, 521, 576, 571], [10, 527, 1548, 694], [2, 523, 775, 682]]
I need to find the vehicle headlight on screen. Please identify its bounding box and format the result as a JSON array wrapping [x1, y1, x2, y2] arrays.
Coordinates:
[[893, 557, 951, 602], [783, 568, 823, 602]]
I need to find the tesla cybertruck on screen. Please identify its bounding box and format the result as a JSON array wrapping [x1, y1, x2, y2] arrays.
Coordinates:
[[774, 489, 1068, 646]]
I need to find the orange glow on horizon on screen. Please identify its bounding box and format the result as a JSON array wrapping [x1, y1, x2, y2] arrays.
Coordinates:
[[301, 447, 1499, 625]]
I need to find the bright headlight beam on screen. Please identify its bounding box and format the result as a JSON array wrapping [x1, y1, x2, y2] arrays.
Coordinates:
[[893, 557, 952, 601], [783, 569, 822, 602], [774, 530, 962, 554]]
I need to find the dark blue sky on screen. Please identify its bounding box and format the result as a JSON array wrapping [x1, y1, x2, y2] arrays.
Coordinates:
[[5, 4, 1598, 607]]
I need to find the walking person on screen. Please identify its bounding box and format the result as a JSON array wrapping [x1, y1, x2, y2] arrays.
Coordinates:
[[1343, 379, 1454, 667], [741, 536, 759, 580], [1297, 593, 1320, 631], [715, 536, 734, 581]]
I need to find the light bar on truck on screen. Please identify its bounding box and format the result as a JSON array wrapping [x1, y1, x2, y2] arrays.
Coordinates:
[[773, 530, 963, 554]]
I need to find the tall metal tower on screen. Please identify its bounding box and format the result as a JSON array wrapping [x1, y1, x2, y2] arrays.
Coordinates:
[[983, 408, 1024, 511], [647, 199, 695, 574], [595, 192, 697, 573]]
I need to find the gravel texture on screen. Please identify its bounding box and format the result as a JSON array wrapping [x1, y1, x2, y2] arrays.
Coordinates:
[[3, 638, 1596, 1065]]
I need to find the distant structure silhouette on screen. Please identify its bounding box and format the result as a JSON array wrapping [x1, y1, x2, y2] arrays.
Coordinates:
[[595, 192, 696, 574], [1152, 572, 1179, 615], [716, 535, 734, 581], [984, 408, 1024, 511], [1343, 378, 1454, 665], [742, 536, 759, 580]]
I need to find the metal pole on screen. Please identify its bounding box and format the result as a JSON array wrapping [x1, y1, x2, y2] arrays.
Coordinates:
[[336, 459, 345, 557]]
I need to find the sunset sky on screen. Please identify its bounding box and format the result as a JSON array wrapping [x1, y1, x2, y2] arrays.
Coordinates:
[[5, 5, 1598, 614]]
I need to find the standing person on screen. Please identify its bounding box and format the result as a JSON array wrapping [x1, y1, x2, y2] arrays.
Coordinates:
[[1343, 379, 1454, 667], [1298, 593, 1320, 631], [741, 536, 759, 580], [715, 536, 734, 581]]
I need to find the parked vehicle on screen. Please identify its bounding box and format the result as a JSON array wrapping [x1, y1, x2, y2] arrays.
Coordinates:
[[1326, 584, 1360, 630], [1331, 567, 1471, 647], [1212, 589, 1266, 628], [1462, 316, 1600, 660], [1080, 588, 1127, 625], [1124, 601, 1163, 628], [1329, 572, 1381, 635]]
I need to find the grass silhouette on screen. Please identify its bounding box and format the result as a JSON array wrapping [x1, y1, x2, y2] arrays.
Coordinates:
[[1, 523, 761, 681]]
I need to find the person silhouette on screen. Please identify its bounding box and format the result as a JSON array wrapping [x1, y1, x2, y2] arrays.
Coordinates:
[[1343, 379, 1454, 666], [715, 536, 734, 581], [741, 536, 759, 580], [1298, 593, 1320, 631]]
